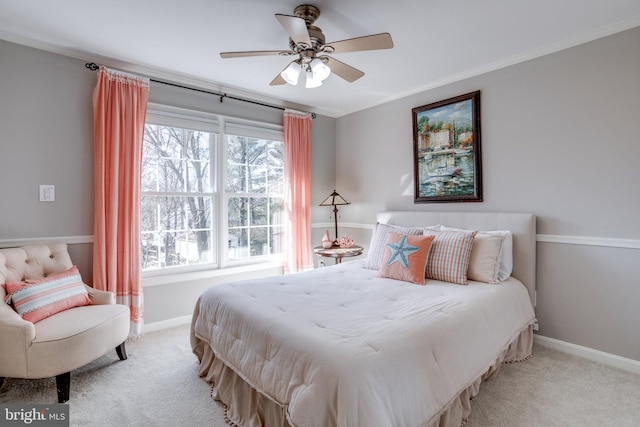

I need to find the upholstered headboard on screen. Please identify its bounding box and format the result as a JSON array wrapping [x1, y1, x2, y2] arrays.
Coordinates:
[[376, 211, 536, 306]]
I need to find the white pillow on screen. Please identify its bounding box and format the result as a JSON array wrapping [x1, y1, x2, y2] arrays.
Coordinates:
[[441, 226, 513, 282]]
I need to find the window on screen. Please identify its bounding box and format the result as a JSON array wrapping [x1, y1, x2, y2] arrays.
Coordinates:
[[141, 106, 284, 274], [226, 134, 284, 260]]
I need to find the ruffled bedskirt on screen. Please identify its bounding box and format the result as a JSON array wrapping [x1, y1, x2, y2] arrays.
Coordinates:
[[192, 323, 533, 427]]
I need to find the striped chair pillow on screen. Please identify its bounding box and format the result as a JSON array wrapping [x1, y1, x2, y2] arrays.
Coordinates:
[[423, 229, 477, 285], [3, 265, 92, 323]]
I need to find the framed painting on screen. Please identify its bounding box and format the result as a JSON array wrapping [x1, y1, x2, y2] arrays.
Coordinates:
[[412, 90, 482, 203]]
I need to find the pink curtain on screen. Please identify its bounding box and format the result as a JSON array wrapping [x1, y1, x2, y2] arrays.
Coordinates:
[[93, 66, 149, 337], [283, 110, 313, 273]]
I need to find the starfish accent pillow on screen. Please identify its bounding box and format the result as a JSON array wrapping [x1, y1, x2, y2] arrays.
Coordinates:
[[379, 232, 435, 284]]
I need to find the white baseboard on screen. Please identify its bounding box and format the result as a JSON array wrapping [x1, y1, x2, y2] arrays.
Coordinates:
[[144, 315, 192, 333], [534, 334, 640, 375]]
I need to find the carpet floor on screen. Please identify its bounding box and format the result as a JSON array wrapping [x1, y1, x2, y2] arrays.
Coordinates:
[[2, 324, 639, 426]]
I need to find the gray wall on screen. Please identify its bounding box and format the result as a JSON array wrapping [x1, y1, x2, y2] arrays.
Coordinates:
[[0, 39, 338, 324], [0, 40, 95, 239], [2, 25, 639, 362], [336, 27, 640, 361]]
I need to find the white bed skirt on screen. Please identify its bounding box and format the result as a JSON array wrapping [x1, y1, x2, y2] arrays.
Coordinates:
[[191, 322, 533, 427]]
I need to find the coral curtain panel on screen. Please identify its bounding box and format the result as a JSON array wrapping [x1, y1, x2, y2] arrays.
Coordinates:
[[283, 110, 313, 273], [93, 66, 149, 336]]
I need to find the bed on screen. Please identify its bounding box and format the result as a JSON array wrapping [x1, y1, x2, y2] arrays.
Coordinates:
[[191, 211, 537, 426]]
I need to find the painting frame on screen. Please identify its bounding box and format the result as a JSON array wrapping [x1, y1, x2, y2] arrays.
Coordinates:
[[412, 90, 483, 203]]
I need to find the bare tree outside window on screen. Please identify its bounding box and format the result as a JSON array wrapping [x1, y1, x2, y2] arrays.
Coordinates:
[[141, 117, 284, 273], [142, 124, 213, 270], [227, 135, 284, 260]]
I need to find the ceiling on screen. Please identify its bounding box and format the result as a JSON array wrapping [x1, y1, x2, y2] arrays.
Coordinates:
[[1, 0, 640, 118]]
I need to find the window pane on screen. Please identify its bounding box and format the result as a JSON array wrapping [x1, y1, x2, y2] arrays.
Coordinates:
[[185, 196, 211, 229], [228, 197, 248, 227], [269, 198, 284, 224], [267, 142, 284, 167], [141, 232, 161, 269], [227, 164, 246, 192], [248, 165, 266, 193], [250, 227, 268, 256], [190, 230, 213, 263], [247, 139, 267, 165], [268, 167, 283, 194], [157, 158, 183, 192], [141, 196, 158, 232], [187, 131, 210, 161], [227, 135, 245, 164], [228, 228, 248, 259], [270, 226, 283, 254], [142, 157, 158, 192], [187, 160, 210, 192], [250, 198, 268, 226]]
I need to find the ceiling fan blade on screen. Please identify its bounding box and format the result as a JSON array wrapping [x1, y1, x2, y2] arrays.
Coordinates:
[[324, 33, 394, 54], [325, 57, 365, 82], [270, 61, 296, 86], [270, 73, 287, 86], [220, 50, 292, 59], [275, 14, 312, 47]]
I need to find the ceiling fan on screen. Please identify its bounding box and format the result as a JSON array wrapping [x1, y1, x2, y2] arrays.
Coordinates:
[[220, 4, 394, 88]]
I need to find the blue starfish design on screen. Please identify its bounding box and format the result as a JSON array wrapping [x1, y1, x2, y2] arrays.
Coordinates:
[[386, 236, 419, 268]]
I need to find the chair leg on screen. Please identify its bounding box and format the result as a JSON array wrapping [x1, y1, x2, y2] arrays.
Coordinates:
[[116, 342, 127, 360], [56, 372, 70, 403]]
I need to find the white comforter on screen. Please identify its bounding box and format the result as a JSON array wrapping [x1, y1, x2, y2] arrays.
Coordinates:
[[192, 260, 535, 427]]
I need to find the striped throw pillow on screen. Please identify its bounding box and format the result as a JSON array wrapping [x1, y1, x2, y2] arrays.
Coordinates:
[[364, 223, 423, 270], [423, 229, 477, 285], [3, 266, 92, 323]]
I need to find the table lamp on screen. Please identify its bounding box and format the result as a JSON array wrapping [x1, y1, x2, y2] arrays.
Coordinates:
[[319, 190, 350, 241]]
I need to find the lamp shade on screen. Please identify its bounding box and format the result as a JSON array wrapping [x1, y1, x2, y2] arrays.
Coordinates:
[[281, 62, 302, 85], [310, 58, 331, 81], [319, 190, 350, 206], [305, 70, 322, 88]]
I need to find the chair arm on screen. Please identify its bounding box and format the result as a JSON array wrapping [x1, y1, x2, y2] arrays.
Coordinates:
[[0, 304, 36, 373], [84, 284, 116, 305]]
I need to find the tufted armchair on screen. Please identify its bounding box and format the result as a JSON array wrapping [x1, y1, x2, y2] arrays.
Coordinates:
[[0, 243, 130, 403]]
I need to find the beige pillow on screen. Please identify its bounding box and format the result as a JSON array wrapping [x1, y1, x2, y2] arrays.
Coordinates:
[[466, 233, 505, 283], [441, 226, 512, 281]]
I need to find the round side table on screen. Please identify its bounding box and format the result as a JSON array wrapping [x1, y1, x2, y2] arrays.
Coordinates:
[[313, 245, 363, 264]]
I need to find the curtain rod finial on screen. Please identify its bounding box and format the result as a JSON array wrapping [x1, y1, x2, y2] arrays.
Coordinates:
[[85, 62, 99, 71]]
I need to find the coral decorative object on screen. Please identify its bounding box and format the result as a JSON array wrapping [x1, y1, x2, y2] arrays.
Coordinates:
[[321, 230, 333, 248], [336, 235, 354, 248]]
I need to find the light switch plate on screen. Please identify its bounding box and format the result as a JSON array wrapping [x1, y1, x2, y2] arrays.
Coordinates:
[[39, 185, 55, 202]]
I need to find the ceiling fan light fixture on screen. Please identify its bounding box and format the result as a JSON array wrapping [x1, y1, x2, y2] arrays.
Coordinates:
[[305, 70, 322, 88], [281, 62, 302, 85], [310, 58, 331, 81]]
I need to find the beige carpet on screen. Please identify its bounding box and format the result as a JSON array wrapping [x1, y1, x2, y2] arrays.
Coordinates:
[[2, 324, 639, 426]]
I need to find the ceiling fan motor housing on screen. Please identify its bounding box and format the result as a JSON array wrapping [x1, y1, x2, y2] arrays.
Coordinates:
[[293, 4, 321, 25], [290, 25, 326, 52]]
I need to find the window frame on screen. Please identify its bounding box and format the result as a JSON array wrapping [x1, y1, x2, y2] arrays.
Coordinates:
[[142, 103, 284, 279]]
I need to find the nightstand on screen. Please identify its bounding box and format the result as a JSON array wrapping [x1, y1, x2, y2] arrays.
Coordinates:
[[313, 245, 363, 264]]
